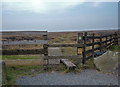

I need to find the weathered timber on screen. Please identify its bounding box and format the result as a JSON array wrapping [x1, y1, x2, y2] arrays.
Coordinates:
[[86, 42, 100, 46], [101, 39, 113, 44], [86, 36, 100, 39], [2, 49, 44, 55], [86, 47, 101, 54], [60, 59, 76, 70], [107, 42, 113, 47], [2, 31, 47, 35], [44, 55, 82, 59], [101, 34, 114, 38], [94, 47, 101, 51], [0, 60, 7, 85], [77, 32, 83, 55], [47, 43, 83, 47], [48, 47, 61, 65], [86, 49, 93, 53], [100, 34, 102, 52], [92, 33, 95, 58], [82, 32, 87, 64], [2, 40, 48, 45]]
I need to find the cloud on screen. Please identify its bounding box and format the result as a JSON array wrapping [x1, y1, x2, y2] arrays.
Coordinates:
[[93, 2, 102, 7], [2, 0, 85, 14], [2, 0, 119, 14]]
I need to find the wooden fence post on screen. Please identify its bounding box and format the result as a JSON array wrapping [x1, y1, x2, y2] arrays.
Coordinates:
[[100, 34, 102, 52], [77, 32, 83, 55], [82, 32, 87, 64], [114, 32, 118, 45], [1, 61, 7, 85], [43, 44, 48, 65], [43, 33, 47, 41], [92, 33, 95, 58], [106, 35, 108, 49], [43, 31, 48, 65], [110, 34, 112, 48]]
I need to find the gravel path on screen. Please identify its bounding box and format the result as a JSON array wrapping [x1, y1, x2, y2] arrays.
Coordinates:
[[16, 69, 118, 85]]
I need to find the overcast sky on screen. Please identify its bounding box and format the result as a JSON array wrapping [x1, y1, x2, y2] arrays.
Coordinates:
[[2, 0, 118, 32]]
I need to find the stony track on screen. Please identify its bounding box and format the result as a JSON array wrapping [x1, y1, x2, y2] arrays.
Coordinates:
[[16, 69, 118, 85]]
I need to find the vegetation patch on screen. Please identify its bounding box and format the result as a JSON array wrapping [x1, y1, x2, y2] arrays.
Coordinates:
[[2, 55, 42, 60], [109, 45, 120, 52], [5, 64, 67, 85], [6, 65, 45, 85]]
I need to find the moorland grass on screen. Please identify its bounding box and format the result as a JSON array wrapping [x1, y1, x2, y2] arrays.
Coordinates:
[[2, 55, 42, 60]]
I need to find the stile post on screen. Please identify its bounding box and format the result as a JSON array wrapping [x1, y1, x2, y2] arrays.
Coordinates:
[[77, 32, 83, 55], [82, 32, 87, 64], [92, 33, 95, 58]]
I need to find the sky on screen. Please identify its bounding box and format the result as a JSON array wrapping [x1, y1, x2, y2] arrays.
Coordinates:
[[1, 0, 119, 32]]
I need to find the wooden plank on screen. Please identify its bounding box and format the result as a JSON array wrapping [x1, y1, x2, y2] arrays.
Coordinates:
[[60, 59, 76, 70], [94, 47, 100, 51], [86, 36, 100, 39], [107, 42, 112, 46], [86, 42, 100, 46], [47, 43, 83, 47], [2, 40, 48, 45], [2, 31, 47, 35], [2, 49, 44, 55], [101, 34, 114, 38], [101, 39, 112, 44], [44, 55, 82, 59], [86, 49, 93, 53]]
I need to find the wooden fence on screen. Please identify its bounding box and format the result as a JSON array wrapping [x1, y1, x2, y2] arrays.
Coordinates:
[[2, 31, 48, 55], [81, 32, 118, 64], [2, 31, 119, 65], [43, 31, 118, 65]]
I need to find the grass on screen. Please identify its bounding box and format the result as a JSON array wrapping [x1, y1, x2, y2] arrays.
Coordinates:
[[4, 54, 96, 85], [2, 55, 42, 60], [61, 47, 77, 56], [5, 64, 67, 85], [109, 45, 120, 52], [6, 65, 45, 85]]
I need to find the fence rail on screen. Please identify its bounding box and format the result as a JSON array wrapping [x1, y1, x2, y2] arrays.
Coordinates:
[[83, 32, 118, 64], [2, 31, 47, 35], [2, 31, 119, 66], [47, 44, 83, 47], [2, 40, 48, 45], [2, 49, 44, 55], [2, 31, 48, 55], [44, 55, 82, 60]]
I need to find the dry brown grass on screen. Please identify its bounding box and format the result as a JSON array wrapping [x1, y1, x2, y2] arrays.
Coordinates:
[[4, 59, 44, 66]]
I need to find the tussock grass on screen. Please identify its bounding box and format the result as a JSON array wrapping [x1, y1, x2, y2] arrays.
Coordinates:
[[109, 45, 120, 52]]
